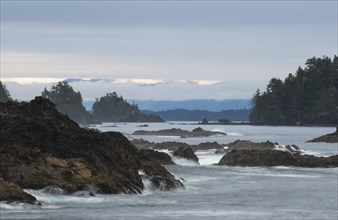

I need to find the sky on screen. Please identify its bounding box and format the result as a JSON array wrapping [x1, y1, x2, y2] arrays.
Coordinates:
[[0, 0, 337, 101]]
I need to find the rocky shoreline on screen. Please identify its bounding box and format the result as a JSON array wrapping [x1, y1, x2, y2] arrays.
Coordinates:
[[0, 98, 183, 204], [131, 138, 337, 167]]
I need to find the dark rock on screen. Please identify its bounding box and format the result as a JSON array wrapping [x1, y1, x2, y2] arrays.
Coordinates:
[[149, 176, 183, 191], [285, 145, 301, 153], [0, 97, 183, 203], [140, 149, 175, 165], [0, 181, 36, 204], [307, 130, 338, 143], [227, 139, 276, 150], [131, 139, 225, 152], [132, 127, 226, 137], [173, 147, 199, 164], [201, 118, 208, 124], [218, 150, 338, 167]]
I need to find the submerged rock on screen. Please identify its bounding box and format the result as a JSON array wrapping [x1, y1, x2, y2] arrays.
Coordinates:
[[218, 150, 338, 167], [0, 97, 183, 203], [173, 147, 199, 164]]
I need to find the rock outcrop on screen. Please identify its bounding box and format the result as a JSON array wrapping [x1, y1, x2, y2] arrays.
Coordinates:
[[173, 147, 199, 164], [140, 149, 175, 165], [218, 150, 338, 167], [0, 181, 37, 204], [131, 139, 226, 152], [307, 128, 338, 143], [0, 97, 183, 204], [132, 127, 226, 137], [227, 139, 276, 150]]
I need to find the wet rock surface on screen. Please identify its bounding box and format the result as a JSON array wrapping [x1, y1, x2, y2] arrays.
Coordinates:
[[140, 149, 175, 165], [218, 150, 338, 167], [173, 147, 199, 164], [0, 181, 37, 204], [0, 97, 183, 203]]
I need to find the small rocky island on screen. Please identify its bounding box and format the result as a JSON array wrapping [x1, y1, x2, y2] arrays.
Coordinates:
[[307, 127, 338, 143], [0, 97, 183, 204], [132, 127, 226, 137], [218, 150, 338, 167]]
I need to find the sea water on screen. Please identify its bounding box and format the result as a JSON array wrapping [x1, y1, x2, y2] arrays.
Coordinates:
[[1, 123, 337, 220]]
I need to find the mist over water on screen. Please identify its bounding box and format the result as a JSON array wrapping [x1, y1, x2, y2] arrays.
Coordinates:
[[1, 123, 337, 220]]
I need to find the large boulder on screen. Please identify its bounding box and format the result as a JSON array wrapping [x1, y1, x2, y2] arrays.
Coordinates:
[[173, 147, 199, 164], [0, 181, 36, 204], [0, 97, 183, 203], [227, 139, 276, 150], [140, 149, 175, 165], [218, 150, 338, 167]]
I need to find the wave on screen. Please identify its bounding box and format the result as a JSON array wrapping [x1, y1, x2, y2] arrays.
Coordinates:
[[172, 157, 199, 166], [226, 132, 244, 136]]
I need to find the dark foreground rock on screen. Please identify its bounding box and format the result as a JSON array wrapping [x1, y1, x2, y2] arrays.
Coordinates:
[[0, 181, 37, 204], [307, 128, 338, 143], [0, 97, 183, 204], [132, 127, 226, 137], [140, 149, 175, 165], [218, 150, 338, 167], [173, 147, 199, 164]]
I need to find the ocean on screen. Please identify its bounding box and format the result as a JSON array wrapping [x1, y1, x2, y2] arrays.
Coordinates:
[[1, 123, 337, 220]]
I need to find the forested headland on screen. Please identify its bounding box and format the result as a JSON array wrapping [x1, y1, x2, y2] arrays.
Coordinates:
[[0, 81, 164, 124], [250, 56, 338, 125]]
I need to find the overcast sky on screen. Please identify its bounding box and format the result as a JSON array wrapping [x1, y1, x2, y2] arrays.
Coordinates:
[[1, 0, 337, 101]]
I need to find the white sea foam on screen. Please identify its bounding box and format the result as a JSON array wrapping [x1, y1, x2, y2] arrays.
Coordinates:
[[172, 157, 200, 166], [41, 186, 65, 195], [226, 132, 244, 136], [195, 152, 224, 165]]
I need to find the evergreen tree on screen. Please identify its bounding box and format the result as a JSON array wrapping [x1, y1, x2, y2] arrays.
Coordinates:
[[42, 82, 92, 124], [92, 92, 163, 122], [250, 56, 338, 125], [0, 81, 12, 102]]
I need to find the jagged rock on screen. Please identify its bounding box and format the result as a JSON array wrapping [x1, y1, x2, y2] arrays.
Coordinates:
[[218, 150, 338, 167], [0, 181, 36, 204], [154, 142, 191, 152], [140, 149, 175, 165], [132, 127, 226, 137], [173, 147, 199, 164], [227, 139, 276, 150], [0, 97, 183, 203], [131, 139, 225, 152]]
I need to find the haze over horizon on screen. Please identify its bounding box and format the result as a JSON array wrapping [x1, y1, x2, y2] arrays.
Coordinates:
[[1, 1, 336, 101]]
